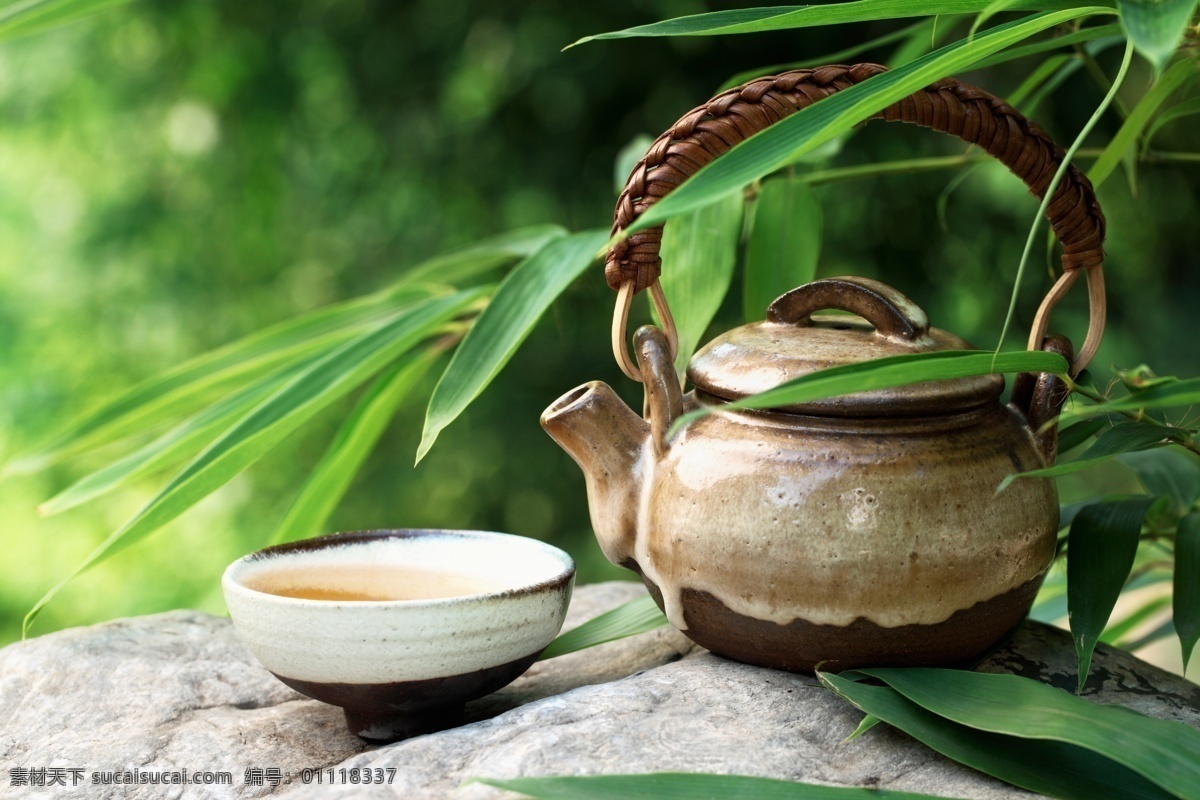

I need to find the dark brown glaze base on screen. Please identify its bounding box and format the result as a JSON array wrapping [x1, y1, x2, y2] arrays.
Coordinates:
[[274, 649, 542, 742], [640, 575, 1044, 672]]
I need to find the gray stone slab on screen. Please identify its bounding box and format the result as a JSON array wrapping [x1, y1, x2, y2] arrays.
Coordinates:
[[1, 581, 1195, 800]]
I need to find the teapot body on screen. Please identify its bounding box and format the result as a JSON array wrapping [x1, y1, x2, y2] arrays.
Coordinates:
[[541, 278, 1072, 673], [632, 395, 1057, 671]]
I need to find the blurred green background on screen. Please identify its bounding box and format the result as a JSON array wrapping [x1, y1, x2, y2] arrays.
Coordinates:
[[2, 0, 1198, 657]]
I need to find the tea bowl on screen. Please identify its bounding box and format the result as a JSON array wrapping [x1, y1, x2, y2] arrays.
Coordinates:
[[222, 529, 575, 742]]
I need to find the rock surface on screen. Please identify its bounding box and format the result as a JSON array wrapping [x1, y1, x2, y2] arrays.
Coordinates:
[[0, 581, 1196, 800]]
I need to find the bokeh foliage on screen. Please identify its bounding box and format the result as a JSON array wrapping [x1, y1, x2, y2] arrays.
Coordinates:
[[2, 0, 1199, 652]]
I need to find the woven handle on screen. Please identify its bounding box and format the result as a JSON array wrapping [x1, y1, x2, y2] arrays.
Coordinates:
[[607, 63, 1106, 376]]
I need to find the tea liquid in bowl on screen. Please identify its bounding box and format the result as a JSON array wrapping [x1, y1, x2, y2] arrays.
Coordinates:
[[223, 529, 576, 742], [244, 563, 511, 602]]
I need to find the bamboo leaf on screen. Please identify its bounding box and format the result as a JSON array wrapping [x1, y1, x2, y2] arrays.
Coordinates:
[[857, 667, 1200, 799], [743, 178, 821, 323], [672, 350, 1068, 434], [1089, 57, 1196, 188], [476, 774, 956, 799], [888, 14, 948, 66], [618, 9, 1113, 237], [657, 194, 743, 374], [1117, 0, 1199, 73], [399, 224, 568, 286], [539, 595, 668, 660], [23, 289, 485, 636], [1120, 447, 1200, 514], [269, 348, 444, 545], [37, 355, 324, 516], [1101, 594, 1171, 644], [0, 0, 133, 43], [417, 230, 607, 463], [1145, 95, 1200, 149], [844, 714, 882, 741], [969, 0, 1029, 40], [1067, 498, 1156, 692], [1068, 377, 1200, 418], [1006, 52, 1074, 109], [14, 228, 554, 475], [969, 22, 1124, 69], [569, 0, 1099, 47], [5, 285, 441, 475], [717, 20, 936, 91], [1000, 420, 1188, 488], [1122, 617, 1178, 652], [1175, 511, 1200, 670], [1056, 418, 1107, 454], [819, 671, 1175, 800]]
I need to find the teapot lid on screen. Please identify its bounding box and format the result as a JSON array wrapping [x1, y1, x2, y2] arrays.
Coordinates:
[[687, 277, 1003, 417]]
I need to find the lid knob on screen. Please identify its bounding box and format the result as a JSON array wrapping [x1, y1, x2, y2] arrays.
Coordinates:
[[766, 277, 930, 343]]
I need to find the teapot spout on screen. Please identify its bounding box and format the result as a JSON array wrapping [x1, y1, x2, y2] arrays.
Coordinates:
[[541, 382, 649, 569]]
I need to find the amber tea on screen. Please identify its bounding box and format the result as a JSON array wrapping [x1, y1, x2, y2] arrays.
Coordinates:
[[245, 563, 507, 602]]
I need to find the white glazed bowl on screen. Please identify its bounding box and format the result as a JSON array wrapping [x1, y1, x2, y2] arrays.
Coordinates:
[[223, 529, 575, 741]]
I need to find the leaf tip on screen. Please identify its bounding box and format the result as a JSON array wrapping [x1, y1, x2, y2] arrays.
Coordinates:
[[22, 606, 41, 641], [414, 431, 437, 466]]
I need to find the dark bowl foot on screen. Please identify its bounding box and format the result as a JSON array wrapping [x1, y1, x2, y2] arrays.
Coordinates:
[[343, 704, 465, 743]]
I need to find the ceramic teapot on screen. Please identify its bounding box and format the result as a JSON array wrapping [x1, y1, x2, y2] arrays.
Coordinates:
[[542, 64, 1107, 671]]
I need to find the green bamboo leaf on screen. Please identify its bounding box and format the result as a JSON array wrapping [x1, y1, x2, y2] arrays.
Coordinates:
[[1175, 511, 1200, 670], [1145, 95, 1200, 150], [1056, 418, 1107, 454], [476, 774, 955, 800], [619, 9, 1112, 237], [887, 14, 948, 66], [0, 0, 133, 43], [856, 667, 1200, 800], [1006, 52, 1073, 109], [672, 350, 1068, 434], [717, 20, 936, 91], [743, 178, 821, 323], [999, 34, 1126, 116], [539, 595, 668, 660], [819, 671, 1175, 800], [269, 348, 444, 545], [1067, 498, 1156, 692], [657, 194, 744, 374], [569, 0, 1098, 47], [5, 284, 441, 475], [1089, 57, 1196, 188], [1120, 448, 1200, 514], [16, 228, 554, 473], [969, 0, 1029, 40], [399, 224, 568, 286], [1101, 594, 1171, 644], [1122, 617, 1178, 651], [1068, 377, 1200, 418], [37, 355, 325, 516], [416, 230, 608, 463], [844, 714, 882, 741], [1117, 0, 1199, 72], [969, 22, 1124, 69], [1000, 420, 1188, 488], [23, 289, 485, 636]]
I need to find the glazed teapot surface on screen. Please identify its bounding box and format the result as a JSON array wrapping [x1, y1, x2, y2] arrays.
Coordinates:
[[542, 64, 1106, 671]]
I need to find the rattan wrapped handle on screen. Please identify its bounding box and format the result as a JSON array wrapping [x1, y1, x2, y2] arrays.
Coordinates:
[[607, 63, 1106, 376]]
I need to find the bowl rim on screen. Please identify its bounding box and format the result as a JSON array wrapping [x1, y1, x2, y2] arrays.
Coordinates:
[[222, 528, 575, 609]]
